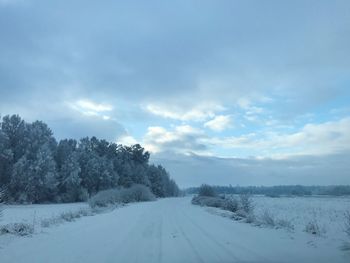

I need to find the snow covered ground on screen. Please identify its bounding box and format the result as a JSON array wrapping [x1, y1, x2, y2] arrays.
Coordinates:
[[252, 195, 350, 239], [0, 197, 349, 263], [1, 203, 89, 226]]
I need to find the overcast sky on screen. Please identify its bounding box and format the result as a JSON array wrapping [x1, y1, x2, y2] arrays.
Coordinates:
[[1, 0, 349, 187]]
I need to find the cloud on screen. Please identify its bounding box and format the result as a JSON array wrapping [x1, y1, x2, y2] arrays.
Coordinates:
[[68, 99, 113, 119], [39, 114, 125, 142], [1, 0, 350, 187], [143, 125, 208, 155], [117, 134, 138, 146], [205, 117, 350, 157], [152, 151, 350, 187], [144, 102, 225, 122], [204, 115, 232, 131]]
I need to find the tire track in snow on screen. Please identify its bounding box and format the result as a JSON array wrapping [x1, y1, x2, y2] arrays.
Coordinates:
[[174, 207, 239, 263], [156, 212, 163, 263], [183, 205, 273, 262], [180, 209, 241, 262], [169, 203, 206, 263]]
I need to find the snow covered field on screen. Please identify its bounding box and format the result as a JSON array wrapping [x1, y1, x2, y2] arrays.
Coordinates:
[[0, 197, 349, 263], [1, 203, 89, 226], [252, 195, 350, 239]]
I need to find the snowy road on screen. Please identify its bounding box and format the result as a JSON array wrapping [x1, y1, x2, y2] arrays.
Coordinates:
[[0, 197, 348, 263]]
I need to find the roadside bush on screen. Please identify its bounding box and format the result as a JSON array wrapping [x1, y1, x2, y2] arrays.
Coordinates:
[[0, 188, 4, 221], [41, 208, 93, 228], [192, 194, 256, 222], [198, 184, 217, 197], [88, 188, 120, 208], [304, 219, 322, 235], [265, 193, 280, 198], [245, 212, 256, 224], [89, 185, 155, 208], [239, 194, 254, 214], [223, 197, 239, 213], [60, 211, 79, 222], [276, 219, 294, 231], [41, 217, 61, 228], [192, 196, 240, 214], [192, 192, 258, 225], [257, 209, 294, 230], [120, 184, 156, 203], [191, 196, 225, 207], [345, 211, 350, 237], [0, 223, 34, 236], [260, 209, 275, 227]]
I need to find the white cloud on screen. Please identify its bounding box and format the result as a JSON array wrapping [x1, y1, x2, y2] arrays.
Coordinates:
[[237, 98, 251, 109], [68, 99, 113, 119], [117, 135, 138, 146], [75, 99, 113, 112], [152, 152, 350, 187], [204, 115, 232, 131], [205, 117, 350, 157], [144, 102, 225, 122], [143, 125, 208, 154]]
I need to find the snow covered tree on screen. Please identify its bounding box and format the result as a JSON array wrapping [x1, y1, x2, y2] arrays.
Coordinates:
[[55, 139, 77, 171], [147, 164, 166, 197], [198, 184, 217, 197], [147, 164, 180, 197], [1, 115, 27, 163], [0, 128, 13, 187], [11, 144, 57, 203], [25, 120, 57, 158], [77, 137, 118, 195], [1, 115, 179, 203], [116, 144, 151, 187], [57, 151, 87, 202], [7, 120, 58, 203]]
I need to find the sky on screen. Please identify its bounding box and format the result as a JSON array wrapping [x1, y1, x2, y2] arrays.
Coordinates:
[[0, 0, 349, 187]]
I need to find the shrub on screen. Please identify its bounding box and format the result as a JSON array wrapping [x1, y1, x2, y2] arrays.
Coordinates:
[[265, 193, 280, 198], [60, 211, 78, 222], [304, 219, 322, 235], [276, 219, 294, 231], [120, 184, 156, 203], [223, 197, 239, 213], [192, 195, 240, 213], [192, 196, 224, 207], [0, 223, 34, 236], [198, 184, 217, 197], [57, 209, 87, 221], [192, 194, 255, 220], [89, 185, 155, 208], [345, 211, 350, 237], [0, 188, 4, 221], [192, 193, 257, 224], [260, 209, 275, 227], [245, 212, 256, 224], [88, 188, 121, 208], [41, 208, 93, 228], [239, 194, 254, 214]]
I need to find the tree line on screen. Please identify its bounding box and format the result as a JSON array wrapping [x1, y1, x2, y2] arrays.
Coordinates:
[[186, 184, 350, 197], [0, 115, 180, 203]]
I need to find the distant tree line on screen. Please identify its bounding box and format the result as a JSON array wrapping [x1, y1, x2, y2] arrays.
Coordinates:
[[186, 184, 350, 197], [0, 115, 180, 203]]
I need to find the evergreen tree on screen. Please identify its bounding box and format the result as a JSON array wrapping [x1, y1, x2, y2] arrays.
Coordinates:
[[0, 114, 179, 203], [11, 144, 57, 203], [0, 128, 13, 187]]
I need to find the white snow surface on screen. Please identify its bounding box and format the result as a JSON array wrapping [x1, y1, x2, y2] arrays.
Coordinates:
[[0, 197, 349, 263], [252, 195, 350, 239], [1, 202, 88, 225]]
